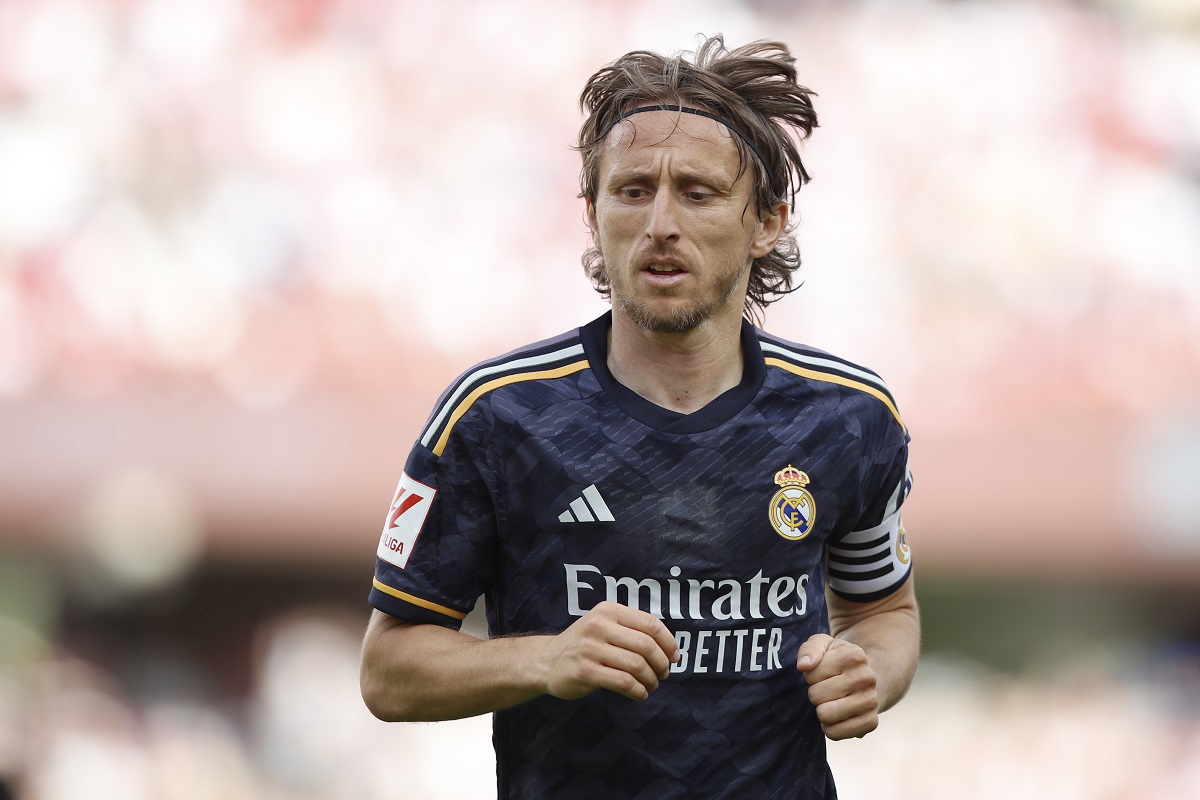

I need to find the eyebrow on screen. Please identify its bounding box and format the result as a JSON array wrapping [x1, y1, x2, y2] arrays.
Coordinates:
[[604, 165, 736, 194]]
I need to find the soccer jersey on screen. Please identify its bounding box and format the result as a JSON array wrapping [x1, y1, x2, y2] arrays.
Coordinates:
[[370, 312, 913, 799]]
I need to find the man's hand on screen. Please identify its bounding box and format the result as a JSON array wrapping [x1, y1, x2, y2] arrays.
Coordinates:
[[540, 601, 680, 702], [796, 633, 880, 740]]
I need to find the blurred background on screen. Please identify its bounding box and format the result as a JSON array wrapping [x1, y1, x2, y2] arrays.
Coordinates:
[[1, 0, 1198, 797]]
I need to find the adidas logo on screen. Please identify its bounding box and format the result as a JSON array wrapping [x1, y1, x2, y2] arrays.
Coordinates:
[[558, 484, 614, 523]]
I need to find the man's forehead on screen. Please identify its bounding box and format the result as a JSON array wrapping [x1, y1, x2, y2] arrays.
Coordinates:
[[603, 110, 739, 158]]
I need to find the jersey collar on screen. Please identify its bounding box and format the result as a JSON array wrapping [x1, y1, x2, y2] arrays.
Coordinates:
[[579, 312, 767, 433]]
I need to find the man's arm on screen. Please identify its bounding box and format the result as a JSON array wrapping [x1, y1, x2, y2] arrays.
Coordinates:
[[796, 576, 920, 740], [360, 602, 680, 722]]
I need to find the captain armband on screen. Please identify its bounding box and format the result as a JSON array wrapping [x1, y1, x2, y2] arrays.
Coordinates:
[[827, 508, 912, 602]]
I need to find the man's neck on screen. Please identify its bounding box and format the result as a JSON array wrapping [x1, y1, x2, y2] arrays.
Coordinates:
[[606, 313, 746, 415]]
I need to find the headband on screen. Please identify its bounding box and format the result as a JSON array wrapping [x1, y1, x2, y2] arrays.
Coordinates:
[[600, 104, 770, 171]]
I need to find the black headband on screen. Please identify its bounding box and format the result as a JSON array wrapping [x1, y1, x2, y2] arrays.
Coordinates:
[[600, 104, 770, 172]]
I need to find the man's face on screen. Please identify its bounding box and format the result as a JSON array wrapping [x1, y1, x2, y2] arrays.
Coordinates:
[[586, 110, 785, 335]]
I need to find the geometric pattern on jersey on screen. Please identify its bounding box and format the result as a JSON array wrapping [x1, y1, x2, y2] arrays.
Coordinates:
[[369, 312, 912, 800]]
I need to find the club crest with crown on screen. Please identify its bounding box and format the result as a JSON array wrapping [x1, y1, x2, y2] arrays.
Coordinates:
[[768, 464, 817, 540]]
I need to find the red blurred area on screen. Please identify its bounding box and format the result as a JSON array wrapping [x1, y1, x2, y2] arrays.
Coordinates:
[[0, 1, 1199, 797]]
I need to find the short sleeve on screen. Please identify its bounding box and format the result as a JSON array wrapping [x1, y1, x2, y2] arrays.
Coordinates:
[[826, 400, 913, 602], [369, 411, 499, 629]]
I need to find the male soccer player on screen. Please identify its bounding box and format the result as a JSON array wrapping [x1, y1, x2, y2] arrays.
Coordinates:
[[360, 35, 919, 799]]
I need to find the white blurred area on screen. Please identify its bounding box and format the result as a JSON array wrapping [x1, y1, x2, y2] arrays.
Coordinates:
[[1, 0, 1198, 797]]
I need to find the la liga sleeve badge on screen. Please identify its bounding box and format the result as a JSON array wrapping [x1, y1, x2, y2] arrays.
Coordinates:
[[377, 472, 436, 569]]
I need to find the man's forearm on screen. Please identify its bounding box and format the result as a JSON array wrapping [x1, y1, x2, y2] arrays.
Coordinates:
[[827, 582, 921, 712], [360, 602, 679, 722], [360, 612, 550, 722]]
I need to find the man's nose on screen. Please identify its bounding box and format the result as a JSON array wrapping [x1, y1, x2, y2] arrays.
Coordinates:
[[646, 191, 682, 243]]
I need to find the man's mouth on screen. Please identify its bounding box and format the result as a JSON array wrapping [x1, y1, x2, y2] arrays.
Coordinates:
[[644, 259, 686, 276]]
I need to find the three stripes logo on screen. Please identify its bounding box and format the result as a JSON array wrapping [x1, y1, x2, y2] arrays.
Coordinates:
[[558, 484, 614, 523]]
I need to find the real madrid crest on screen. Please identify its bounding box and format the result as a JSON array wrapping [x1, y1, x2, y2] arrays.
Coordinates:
[[769, 464, 817, 540], [896, 523, 911, 564]]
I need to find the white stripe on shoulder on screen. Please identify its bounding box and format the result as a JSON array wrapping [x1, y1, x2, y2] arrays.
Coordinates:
[[760, 342, 891, 395], [419, 343, 586, 448]]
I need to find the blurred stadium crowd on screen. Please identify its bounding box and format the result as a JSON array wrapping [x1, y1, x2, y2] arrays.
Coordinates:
[[1, 0, 1198, 414], [1, 0, 1198, 797]]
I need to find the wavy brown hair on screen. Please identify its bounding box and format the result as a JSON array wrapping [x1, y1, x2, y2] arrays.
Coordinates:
[[576, 35, 819, 323]]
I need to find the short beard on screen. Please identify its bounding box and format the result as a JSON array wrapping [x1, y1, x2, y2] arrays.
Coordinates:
[[605, 258, 745, 335], [613, 291, 711, 334]]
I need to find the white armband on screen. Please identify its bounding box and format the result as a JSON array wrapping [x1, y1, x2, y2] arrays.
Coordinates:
[[827, 508, 912, 601]]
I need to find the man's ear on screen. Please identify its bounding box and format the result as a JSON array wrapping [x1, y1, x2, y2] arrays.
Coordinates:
[[750, 202, 788, 259], [585, 198, 599, 238]]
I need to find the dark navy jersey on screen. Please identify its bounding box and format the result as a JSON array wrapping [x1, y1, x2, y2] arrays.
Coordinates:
[[370, 312, 913, 800]]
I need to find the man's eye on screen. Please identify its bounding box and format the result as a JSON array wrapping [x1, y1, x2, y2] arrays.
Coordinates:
[[622, 188, 648, 199], [685, 191, 712, 202]]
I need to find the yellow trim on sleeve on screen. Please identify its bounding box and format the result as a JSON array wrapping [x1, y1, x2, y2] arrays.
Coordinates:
[[764, 357, 905, 431], [372, 578, 468, 620], [432, 360, 590, 456]]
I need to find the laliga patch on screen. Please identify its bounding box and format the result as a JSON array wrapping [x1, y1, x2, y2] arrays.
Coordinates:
[[377, 472, 436, 569]]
